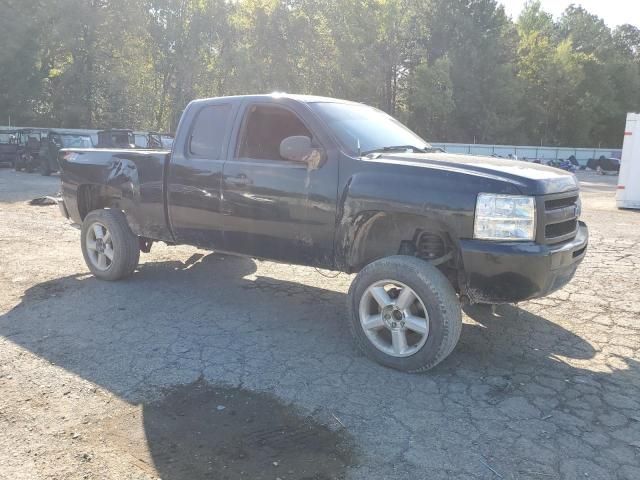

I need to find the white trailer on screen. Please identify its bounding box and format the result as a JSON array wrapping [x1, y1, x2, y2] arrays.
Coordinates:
[[617, 113, 640, 209]]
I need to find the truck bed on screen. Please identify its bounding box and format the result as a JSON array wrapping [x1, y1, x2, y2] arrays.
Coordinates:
[[58, 148, 172, 241]]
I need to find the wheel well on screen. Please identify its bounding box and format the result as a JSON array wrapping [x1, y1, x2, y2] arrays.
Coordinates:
[[77, 184, 120, 220], [347, 213, 459, 288]]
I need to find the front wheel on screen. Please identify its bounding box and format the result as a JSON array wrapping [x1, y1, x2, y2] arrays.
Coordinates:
[[81, 209, 140, 281], [347, 256, 462, 372]]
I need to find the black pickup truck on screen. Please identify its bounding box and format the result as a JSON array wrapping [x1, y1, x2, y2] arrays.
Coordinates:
[[57, 94, 588, 372]]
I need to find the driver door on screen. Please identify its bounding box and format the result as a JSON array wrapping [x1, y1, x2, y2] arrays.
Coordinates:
[[221, 100, 338, 267]]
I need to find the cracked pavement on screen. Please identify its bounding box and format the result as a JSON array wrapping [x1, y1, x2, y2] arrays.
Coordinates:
[[0, 168, 639, 479]]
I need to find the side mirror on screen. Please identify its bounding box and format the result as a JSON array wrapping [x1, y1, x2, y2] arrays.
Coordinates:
[[280, 136, 313, 163]]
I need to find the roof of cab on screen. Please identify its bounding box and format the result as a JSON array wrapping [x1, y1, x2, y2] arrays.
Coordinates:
[[17, 128, 49, 133], [49, 129, 97, 136], [191, 93, 362, 106]]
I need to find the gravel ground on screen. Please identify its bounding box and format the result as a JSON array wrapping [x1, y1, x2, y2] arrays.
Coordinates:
[[0, 168, 639, 480]]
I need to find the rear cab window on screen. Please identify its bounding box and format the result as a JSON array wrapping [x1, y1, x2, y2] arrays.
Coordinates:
[[189, 104, 232, 159]]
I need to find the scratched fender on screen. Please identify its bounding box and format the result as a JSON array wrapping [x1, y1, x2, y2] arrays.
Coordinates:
[[334, 164, 521, 272]]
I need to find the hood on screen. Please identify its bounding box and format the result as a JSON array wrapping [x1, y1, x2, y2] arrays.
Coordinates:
[[364, 152, 579, 195]]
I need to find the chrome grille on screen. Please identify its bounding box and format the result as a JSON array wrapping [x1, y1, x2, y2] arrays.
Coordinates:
[[543, 193, 579, 244]]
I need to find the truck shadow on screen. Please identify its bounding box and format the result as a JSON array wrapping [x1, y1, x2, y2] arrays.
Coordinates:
[[1, 253, 638, 478]]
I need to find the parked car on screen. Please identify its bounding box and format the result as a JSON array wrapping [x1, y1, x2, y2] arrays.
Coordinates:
[[56, 94, 588, 372], [96, 129, 135, 148], [0, 129, 18, 167], [14, 128, 48, 172], [40, 130, 95, 175], [587, 156, 620, 175]]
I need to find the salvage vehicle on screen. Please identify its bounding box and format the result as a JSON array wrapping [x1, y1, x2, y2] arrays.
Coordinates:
[[96, 129, 135, 148], [57, 94, 588, 372], [40, 130, 96, 175], [0, 130, 18, 167], [15, 128, 48, 172], [587, 156, 620, 175], [547, 158, 577, 173]]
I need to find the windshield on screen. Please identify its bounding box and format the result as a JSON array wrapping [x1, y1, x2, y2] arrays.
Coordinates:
[[115, 133, 134, 144], [309, 102, 430, 156], [20, 132, 42, 144], [60, 135, 93, 148]]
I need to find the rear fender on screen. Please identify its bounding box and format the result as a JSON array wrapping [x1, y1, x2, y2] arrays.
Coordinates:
[[73, 157, 141, 233]]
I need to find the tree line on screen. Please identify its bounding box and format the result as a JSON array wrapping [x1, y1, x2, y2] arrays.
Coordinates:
[[1, 0, 639, 148]]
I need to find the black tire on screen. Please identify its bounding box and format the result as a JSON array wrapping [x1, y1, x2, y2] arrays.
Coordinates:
[[81, 209, 140, 281], [347, 255, 462, 372]]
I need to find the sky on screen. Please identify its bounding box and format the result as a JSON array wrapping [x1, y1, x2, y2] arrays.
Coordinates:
[[499, 0, 640, 28]]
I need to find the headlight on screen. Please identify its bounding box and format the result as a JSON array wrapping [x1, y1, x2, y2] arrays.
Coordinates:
[[474, 193, 536, 241]]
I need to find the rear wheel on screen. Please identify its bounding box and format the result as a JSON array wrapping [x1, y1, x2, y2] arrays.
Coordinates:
[[348, 256, 462, 372], [81, 209, 140, 281]]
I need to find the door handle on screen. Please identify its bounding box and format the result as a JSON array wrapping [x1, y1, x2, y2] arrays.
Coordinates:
[[226, 175, 252, 186]]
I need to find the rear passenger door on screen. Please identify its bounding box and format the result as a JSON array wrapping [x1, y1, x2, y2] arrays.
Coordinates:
[[167, 101, 239, 248], [221, 99, 339, 267]]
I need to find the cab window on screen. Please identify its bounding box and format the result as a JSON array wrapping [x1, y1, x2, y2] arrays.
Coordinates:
[[237, 105, 311, 161]]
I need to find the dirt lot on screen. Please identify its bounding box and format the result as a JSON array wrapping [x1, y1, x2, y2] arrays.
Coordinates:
[[1, 168, 639, 480]]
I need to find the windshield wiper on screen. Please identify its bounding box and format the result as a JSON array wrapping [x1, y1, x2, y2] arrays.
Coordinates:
[[361, 145, 430, 156]]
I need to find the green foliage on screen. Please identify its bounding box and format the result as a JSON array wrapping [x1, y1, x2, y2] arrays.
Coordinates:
[[0, 0, 637, 147], [405, 57, 454, 141]]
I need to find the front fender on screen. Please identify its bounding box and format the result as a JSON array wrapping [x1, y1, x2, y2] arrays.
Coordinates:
[[335, 171, 475, 271]]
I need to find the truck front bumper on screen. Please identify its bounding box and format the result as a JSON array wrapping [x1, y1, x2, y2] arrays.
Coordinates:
[[459, 222, 588, 303]]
